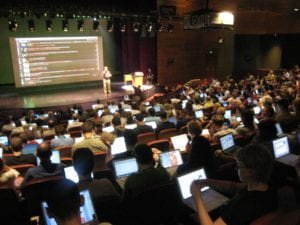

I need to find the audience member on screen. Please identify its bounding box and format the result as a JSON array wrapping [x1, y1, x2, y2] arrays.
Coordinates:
[[133, 114, 153, 135], [156, 111, 176, 134], [51, 124, 74, 149]]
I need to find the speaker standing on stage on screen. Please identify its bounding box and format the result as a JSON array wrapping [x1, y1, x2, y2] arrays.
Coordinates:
[[102, 66, 112, 94], [146, 68, 154, 85]]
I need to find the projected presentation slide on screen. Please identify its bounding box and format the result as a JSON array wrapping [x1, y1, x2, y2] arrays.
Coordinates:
[[10, 36, 104, 87]]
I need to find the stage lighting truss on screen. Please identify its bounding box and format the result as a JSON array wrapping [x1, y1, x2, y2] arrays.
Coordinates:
[[28, 19, 35, 31], [77, 19, 84, 31], [62, 19, 69, 31], [8, 20, 18, 31]]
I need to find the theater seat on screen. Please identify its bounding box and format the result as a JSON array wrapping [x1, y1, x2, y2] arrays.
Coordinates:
[[137, 132, 156, 144], [11, 164, 35, 177], [54, 145, 72, 158], [158, 128, 178, 140], [148, 139, 170, 152]]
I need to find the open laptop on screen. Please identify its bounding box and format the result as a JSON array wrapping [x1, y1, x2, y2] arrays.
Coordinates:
[[0, 136, 9, 146], [37, 150, 60, 165], [177, 168, 229, 212], [219, 133, 237, 153], [159, 150, 183, 168], [125, 124, 137, 129], [145, 121, 157, 129], [112, 157, 138, 188], [41, 189, 98, 225], [171, 134, 189, 152], [154, 105, 161, 112], [22, 143, 38, 155], [34, 138, 43, 144], [224, 110, 231, 119], [254, 106, 261, 115], [168, 117, 177, 125], [272, 136, 299, 165], [102, 126, 114, 133], [195, 110, 204, 119], [111, 137, 127, 156]]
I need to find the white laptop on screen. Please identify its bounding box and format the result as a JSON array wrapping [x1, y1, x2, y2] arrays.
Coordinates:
[[64, 166, 94, 183], [159, 150, 183, 168], [102, 126, 114, 133], [125, 124, 137, 129], [224, 110, 231, 119], [97, 110, 103, 117], [37, 150, 60, 165], [74, 136, 84, 143], [145, 121, 157, 129], [177, 168, 228, 212], [0, 136, 9, 146], [182, 100, 188, 109], [171, 134, 189, 152], [41, 189, 98, 225], [219, 133, 236, 153], [112, 158, 138, 188], [22, 143, 38, 155], [272, 136, 299, 165], [111, 137, 127, 156], [254, 106, 261, 115], [195, 110, 204, 119]]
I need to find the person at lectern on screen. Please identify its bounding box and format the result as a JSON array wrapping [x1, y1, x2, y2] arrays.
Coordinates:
[[102, 66, 112, 94], [146, 68, 154, 85]]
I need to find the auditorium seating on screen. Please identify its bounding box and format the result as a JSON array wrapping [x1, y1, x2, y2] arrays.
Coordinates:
[[137, 132, 156, 144], [158, 128, 178, 140], [11, 164, 35, 177], [148, 139, 170, 152]]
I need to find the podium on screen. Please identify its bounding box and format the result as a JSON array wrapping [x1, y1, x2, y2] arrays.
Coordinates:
[[133, 72, 144, 87], [124, 74, 133, 85]]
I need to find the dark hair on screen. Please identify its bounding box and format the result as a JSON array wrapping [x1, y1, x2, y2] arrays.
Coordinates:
[[159, 111, 167, 120], [81, 121, 94, 133], [37, 143, 52, 160], [45, 179, 81, 223], [54, 124, 66, 136], [212, 114, 225, 127], [112, 117, 121, 126], [258, 119, 277, 141], [241, 110, 254, 128], [72, 148, 94, 176], [148, 108, 156, 117], [134, 144, 154, 165], [236, 144, 274, 183], [135, 113, 145, 122], [187, 120, 202, 136], [10, 137, 23, 152]]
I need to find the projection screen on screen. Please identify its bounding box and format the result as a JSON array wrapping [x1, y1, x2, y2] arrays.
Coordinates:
[[9, 36, 104, 87]]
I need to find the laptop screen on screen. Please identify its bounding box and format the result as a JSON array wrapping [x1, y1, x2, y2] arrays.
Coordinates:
[[64, 166, 80, 183], [35, 138, 43, 144], [74, 136, 84, 144], [254, 106, 261, 115], [275, 123, 283, 136], [111, 137, 127, 155], [0, 148, 3, 158], [273, 136, 290, 159], [37, 150, 60, 165], [113, 158, 138, 178], [220, 133, 235, 151], [159, 150, 183, 168], [224, 110, 231, 119], [171, 134, 189, 152], [177, 168, 209, 200], [0, 136, 9, 146], [125, 124, 137, 129], [102, 126, 114, 133], [195, 110, 204, 119], [41, 189, 98, 225], [22, 143, 38, 155], [154, 105, 161, 112], [168, 117, 177, 125], [145, 121, 157, 129]]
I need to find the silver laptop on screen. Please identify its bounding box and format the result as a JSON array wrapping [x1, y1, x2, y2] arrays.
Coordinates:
[[272, 136, 299, 165], [0, 136, 9, 146], [22, 143, 38, 155], [113, 157, 138, 188], [111, 137, 127, 155], [177, 168, 228, 212], [145, 121, 157, 129], [195, 110, 204, 119], [41, 189, 98, 225], [219, 133, 236, 153], [171, 134, 189, 152], [159, 150, 183, 168], [37, 150, 60, 165]]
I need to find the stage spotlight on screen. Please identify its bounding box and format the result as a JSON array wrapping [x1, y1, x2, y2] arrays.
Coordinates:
[[93, 19, 100, 31], [120, 20, 126, 32], [8, 20, 18, 31], [28, 19, 35, 31], [167, 23, 174, 32], [77, 19, 84, 32], [106, 20, 114, 32], [133, 21, 140, 32], [46, 20, 53, 31], [62, 20, 69, 32]]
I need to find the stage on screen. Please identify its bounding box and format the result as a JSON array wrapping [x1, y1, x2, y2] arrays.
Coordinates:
[[0, 81, 156, 112]]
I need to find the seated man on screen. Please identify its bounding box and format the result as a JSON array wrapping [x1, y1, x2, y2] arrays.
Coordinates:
[[133, 114, 153, 135], [156, 111, 176, 135], [72, 121, 108, 154], [51, 124, 74, 149], [122, 144, 170, 204], [210, 114, 237, 142], [6, 137, 37, 166], [191, 144, 277, 225], [21, 143, 65, 185], [144, 108, 160, 123]]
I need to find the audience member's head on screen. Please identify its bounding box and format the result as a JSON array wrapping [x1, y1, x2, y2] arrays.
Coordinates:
[[147, 108, 156, 117], [241, 110, 255, 128], [159, 111, 168, 121], [257, 119, 277, 141], [277, 98, 290, 112], [45, 179, 82, 225], [10, 137, 23, 153], [37, 143, 52, 162], [135, 114, 145, 123], [134, 144, 154, 166], [112, 117, 122, 127], [72, 148, 94, 178], [81, 121, 94, 134], [236, 144, 274, 184], [187, 120, 202, 138], [55, 124, 66, 136], [212, 114, 225, 128]]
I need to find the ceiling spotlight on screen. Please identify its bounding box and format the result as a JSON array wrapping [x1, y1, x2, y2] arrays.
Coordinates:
[[46, 20, 53, 31], [294, 8, 299, 12], [166, 23, 174, 32], [28, 19, 35, 32], [133, 21, 140, 32], [93, 20, 100, 31], [120, 20, 126, 32], [8, 20, 18, 31], [77, 19, 84, 32], [146, 22, 153, 32], [62, 20, 69, 32], [106, 20, 114, 32]]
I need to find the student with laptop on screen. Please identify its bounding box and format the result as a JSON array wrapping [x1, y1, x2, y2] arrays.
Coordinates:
[[176, 120, 217, 178], [191, 144, 277, 225], [155, 111, 176, 135], [50, 124, 74, 149], [122, 144, 170, 205], [133, 114, 153, 135], [5, 137, 37, 166]]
